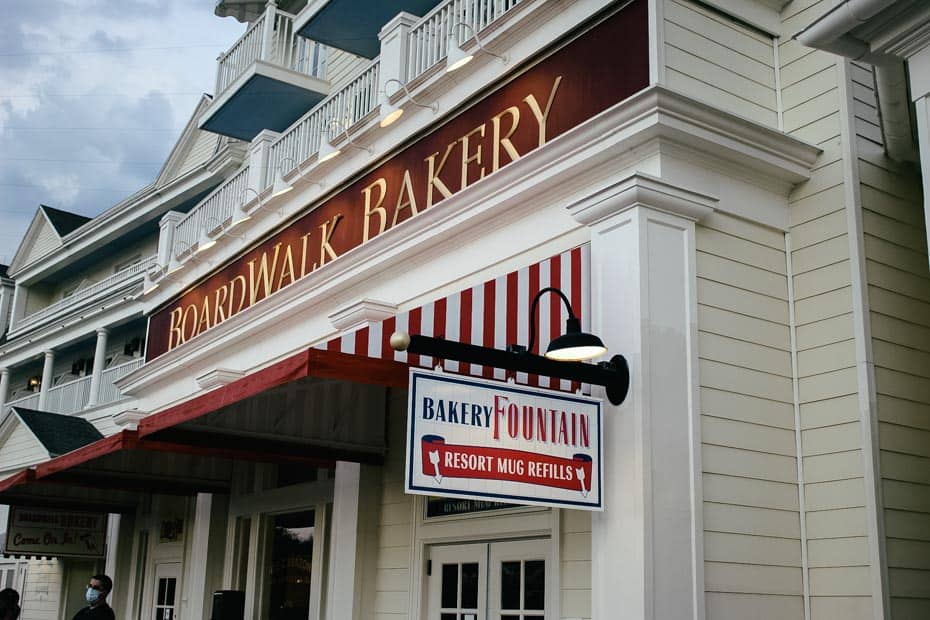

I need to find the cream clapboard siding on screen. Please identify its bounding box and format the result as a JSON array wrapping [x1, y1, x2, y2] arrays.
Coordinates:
[[25, 219, 61, 268], [851, 60, 930, 618], [0, 423, 47, 473], [20, 559, 64, 620], [664, 0, 778, 128], [781, 1, 873, 617], [372, 388, 415, 620], [561, 509, 591, 619], [173, 130, 219, 179], [696, 212, 802, 619], [326, 48, 369, 92]]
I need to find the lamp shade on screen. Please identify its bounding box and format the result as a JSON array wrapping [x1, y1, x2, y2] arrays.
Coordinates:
[[446, 39, 474, 72], [544, 317, 607, 361], [379, 96, 404, 128], [270, 169, 293, 198], [318, 138, 341, 163]]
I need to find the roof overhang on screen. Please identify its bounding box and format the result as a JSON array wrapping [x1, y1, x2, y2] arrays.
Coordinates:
[[198, 62, 329, 141], [293, 0, 443, 58]]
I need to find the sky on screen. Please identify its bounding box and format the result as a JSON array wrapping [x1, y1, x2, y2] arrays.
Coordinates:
[[0, 0, 245, 264]]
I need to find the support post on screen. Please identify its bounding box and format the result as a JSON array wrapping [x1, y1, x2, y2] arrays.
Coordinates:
[[378, 12, 419, 93], [0, 368, 9, 409], [157, 212, 185, 272], [86, 327, 109, 408], [568, 173, 714, 620], [37, 350, 55, 411]]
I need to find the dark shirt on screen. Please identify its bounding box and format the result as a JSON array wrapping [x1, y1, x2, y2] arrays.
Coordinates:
[[71, 603, 114, 620]]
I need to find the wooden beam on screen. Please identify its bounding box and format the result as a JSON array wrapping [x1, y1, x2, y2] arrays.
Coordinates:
[[0, 468, 34, 493], [35, 431, 132, 479]]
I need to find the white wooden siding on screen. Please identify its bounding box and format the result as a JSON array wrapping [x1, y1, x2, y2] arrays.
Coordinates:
[[561, 509, 591, 619], [20, 559, 64, 620], [371, 389, 415, 619], [175, 130, 220, 179], [853, 57, 930, 617], [779, 2, 877, 614], [24, 219, 61, 270], [696, 212, 802, 617], [0, 422, 48, 473], [325, 49, 369, 92], [664, 0, 778, 128]]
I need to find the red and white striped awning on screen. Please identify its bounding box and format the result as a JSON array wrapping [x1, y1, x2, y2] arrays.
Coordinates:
[[315, 244, 591, 393]]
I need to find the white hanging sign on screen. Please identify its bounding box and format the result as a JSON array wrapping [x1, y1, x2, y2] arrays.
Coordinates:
[[405, 368, 603, 511]]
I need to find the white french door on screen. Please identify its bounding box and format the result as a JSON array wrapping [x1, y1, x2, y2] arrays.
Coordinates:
[[427, 539, 549, 620], [152, 562, 181, 620]]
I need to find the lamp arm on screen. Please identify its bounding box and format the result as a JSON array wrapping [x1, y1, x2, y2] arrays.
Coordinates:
[[526, 286, 576, 354]]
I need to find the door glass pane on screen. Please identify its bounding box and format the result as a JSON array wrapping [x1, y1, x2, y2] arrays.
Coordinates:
[[441, 564, 459, 609], [165, 577, 176, 605], [500, 561, 521, 610], [157, 579, 167, 605], [524, 560, 544, 609], [461, 562, 479, 609], [268, 510, 314, 620]]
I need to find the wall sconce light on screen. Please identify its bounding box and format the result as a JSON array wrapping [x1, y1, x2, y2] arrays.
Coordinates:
[[512, 287, 607, 361], [230, 188, 262, 229], [196, 215, 241, 255], [390, 287, 628, 405], [271, 156, 319, 198], [141, 266, 162, 296], [166, 240, 196, 276], [27, 376, 41, 391], [446, 22, 508, 73], [318, 117, 371, 164], [379, 78, 438, 128]]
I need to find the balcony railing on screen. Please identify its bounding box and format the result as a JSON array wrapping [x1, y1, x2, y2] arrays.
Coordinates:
[[172, 0, 529, 265], [174, 166, 250, 258], [407, 0, 523, 81], [216, 5, 327, 96], [13, 255, 157, 334], [266, 60, 380, 186], [3, 357, 144, 416]]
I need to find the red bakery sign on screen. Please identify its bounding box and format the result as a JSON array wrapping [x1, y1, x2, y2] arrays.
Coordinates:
[[147, 1, 648, 359]]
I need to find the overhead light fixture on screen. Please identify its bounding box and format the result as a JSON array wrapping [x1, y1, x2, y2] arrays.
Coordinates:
[[271, 156, 319, 198], [379, 78, 438, 128], [166, 240, 197, 275], [230, 187, 262, 229], [513, 287, 607, 362], [195, 215, 240, 255], [446, 22, 508, 73], [318, 116, 371, 163]]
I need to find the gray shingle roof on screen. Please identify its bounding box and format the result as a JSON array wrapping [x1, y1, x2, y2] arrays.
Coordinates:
[[12, 408, 103, 457]]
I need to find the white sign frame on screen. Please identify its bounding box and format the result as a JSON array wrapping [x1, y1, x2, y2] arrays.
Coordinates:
[[405, 368, 603, 511]]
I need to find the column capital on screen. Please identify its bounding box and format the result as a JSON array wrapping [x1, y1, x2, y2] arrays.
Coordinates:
[[96, 327, 110, 337], [567, 173, 716, 227], [43, 349, 55, 359], [0, 368, 8, 376]]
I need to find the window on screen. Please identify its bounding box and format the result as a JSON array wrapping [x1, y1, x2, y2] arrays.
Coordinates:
[[267, 510, 315, 620]]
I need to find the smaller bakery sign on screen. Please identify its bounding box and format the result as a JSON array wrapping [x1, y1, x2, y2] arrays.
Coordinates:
[[4, 508, 106, 558], [405, 369, 603, 510]]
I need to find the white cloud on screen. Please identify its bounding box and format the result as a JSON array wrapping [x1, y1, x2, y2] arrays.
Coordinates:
[[0, 1, 244, 263]]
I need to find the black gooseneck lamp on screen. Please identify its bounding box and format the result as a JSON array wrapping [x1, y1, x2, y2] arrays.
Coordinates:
[[390, 286, 630, 405]]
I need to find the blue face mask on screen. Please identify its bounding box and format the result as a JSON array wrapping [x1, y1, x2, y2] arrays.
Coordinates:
[[85, 587, 101, 605]]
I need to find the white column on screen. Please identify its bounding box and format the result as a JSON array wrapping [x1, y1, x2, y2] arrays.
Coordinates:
[[325, 461, 381, 620], [157, 211, 185, 272], [378, 12, 419, 90], [0, 368, 9, 408], [37, 350, 55, 411], [247, 129, 281, 193], [86, 327, 109, 407], [568, 174, 715, 620], [185, 493, 229, 620]]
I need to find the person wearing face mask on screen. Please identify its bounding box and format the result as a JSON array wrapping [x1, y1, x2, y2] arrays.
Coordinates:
[[72, 575, 114, 620]]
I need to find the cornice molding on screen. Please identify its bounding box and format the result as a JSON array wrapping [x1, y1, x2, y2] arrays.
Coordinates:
[[328, 299, 398, 332], [568, 173, 717, 226]]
